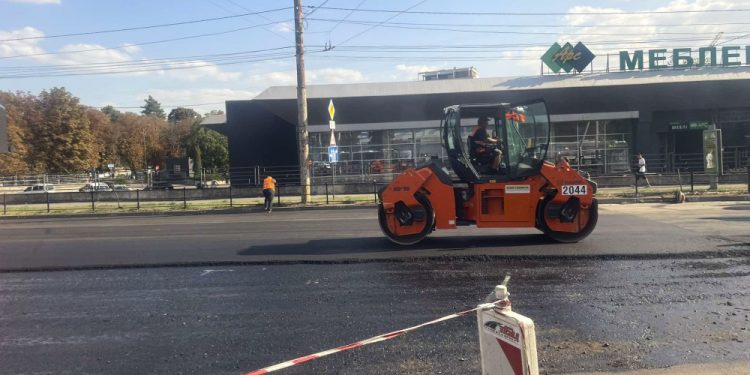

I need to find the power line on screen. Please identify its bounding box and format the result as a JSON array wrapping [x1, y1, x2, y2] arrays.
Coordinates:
[[0, 6, 291, 42], [0, 47, 294, 70], [0, 53, 296, 79], [213, 0, 292, 43], [326, 0, 366, 33], [102, 102, 226, 109], [335, 0, 428, 47], [309, 18, 750, 29], [305, 5, 750, 16], [0, 20, 292, 60], [310, 20, 749, 37]]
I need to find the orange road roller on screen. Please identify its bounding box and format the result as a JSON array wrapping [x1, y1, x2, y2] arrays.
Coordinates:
[[378, 100, 598, 245]]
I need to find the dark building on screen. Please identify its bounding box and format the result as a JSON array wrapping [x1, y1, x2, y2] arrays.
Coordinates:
[[210, 67, 750, 186]]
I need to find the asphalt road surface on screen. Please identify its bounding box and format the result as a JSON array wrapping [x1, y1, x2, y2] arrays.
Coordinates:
[[0, 202, 749, 374], [0, 203, 748, 271], [1, 257, 748, 374]]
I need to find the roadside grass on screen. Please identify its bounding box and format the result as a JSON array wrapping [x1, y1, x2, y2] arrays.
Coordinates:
[[0, 194, 378, 216]]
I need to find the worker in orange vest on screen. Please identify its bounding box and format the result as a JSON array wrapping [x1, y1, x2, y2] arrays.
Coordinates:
[[262, 175, 277, 213]]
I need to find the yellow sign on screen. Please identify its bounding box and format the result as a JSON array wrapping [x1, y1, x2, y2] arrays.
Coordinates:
[[328, 99, 335, 120]]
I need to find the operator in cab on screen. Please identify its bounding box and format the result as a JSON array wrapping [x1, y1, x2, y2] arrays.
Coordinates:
[[470, 117, 502, 172]]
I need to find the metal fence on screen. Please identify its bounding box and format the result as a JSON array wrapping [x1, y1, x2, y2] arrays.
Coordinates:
[[0, 181, 385, 215]]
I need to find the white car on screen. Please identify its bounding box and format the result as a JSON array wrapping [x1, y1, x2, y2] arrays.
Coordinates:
[[23, 184, 55, 193], [79, 182, 113, 192]]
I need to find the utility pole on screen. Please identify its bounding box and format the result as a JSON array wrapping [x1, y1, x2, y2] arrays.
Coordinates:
[[294, 0, 311, 203]]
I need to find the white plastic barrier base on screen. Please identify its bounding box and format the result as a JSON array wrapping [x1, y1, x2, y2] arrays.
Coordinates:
[[478, 285, 538, 375]]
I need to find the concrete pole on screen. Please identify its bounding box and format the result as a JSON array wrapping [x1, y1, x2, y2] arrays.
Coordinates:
[[294, 0, 311, 203]]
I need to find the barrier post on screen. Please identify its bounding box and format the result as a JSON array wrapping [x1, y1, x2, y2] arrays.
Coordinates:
[[373, 181, 377, 203], [90, 189, 95, 212], [277, 184, 281, 205], [3, 193, 6, 215], [634, 172, 639, 198], [229, 185, 233, 207], [46, 191, 50, 213], [747, 166, 749, 194], [183, 187, 187, 209], [325, 183, 329, 204], [136, 189, 140, 210], [477, 278, 538, 375]]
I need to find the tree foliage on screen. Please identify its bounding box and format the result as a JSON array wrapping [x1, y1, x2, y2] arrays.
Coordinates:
[[141, 95, 165, 119], [0, 89, 229, 176], [167, 107, 200, 124]]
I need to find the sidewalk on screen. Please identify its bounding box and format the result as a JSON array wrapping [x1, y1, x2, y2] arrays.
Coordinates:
[[569, 360, 750, 375]]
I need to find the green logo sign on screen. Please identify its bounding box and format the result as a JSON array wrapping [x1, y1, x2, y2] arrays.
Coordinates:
[[541, 42, 596, 73]]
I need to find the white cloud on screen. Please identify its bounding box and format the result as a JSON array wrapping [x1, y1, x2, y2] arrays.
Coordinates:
[[0, 27, 45, 58], [392, 64, 446, 81], [248, 67, 365, 86], [272, 22, 293, 33], [56, 43, 133, 64], [0, 30, 242, 80], [122, 43, 141, 54], [6, 0, 60, 4], [165, 60, 243, 82], [308, 68, 365, 84], [132, 88, 258, 114]]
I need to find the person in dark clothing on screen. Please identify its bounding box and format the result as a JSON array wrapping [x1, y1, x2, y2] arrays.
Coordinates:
[[470, 117, 501, 171]]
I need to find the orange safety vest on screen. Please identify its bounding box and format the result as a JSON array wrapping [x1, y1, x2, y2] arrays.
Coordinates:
[[263, 177, 276, 191]]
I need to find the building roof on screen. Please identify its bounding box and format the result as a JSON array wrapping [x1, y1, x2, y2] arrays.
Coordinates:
[[200, 113, 226, 125], [253, 66, 750, 101]]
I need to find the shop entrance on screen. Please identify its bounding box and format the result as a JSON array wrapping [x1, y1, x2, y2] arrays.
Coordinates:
[[657, 130, 703, 172]]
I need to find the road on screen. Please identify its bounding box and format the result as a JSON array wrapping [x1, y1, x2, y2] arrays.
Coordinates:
[[0, 203, 748, 271], [0, 202, 748, 374], [1, 257, 748, 374]]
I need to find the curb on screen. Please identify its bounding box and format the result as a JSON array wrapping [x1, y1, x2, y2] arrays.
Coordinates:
[[0, 203, 377, 220]]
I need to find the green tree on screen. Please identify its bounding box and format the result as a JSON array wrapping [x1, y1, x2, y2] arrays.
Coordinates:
[[184, 124, 228, 173], [100, 105, 122, 123], [167, 107, 200, 124], [141, 95, 165, 119], [30, 87, 96, 173]]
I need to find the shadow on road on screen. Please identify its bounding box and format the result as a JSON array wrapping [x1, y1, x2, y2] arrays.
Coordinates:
[[723, 204, 750, 211], [237, 234, 554, 256], [700, 216, 750, 222]]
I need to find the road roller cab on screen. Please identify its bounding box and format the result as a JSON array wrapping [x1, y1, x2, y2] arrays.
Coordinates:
[[378, 100, 598, 245]]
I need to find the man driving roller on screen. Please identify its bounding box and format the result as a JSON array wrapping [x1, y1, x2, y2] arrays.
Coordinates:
[[470, 117, 501, 172]]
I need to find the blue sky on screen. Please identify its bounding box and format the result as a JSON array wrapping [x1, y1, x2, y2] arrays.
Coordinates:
[[0, 0, 747, 114]]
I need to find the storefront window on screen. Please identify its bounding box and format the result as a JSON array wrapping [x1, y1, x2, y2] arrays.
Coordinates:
[[549, 120, 634, 175]]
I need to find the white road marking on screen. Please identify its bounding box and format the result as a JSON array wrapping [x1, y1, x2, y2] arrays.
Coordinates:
[[200, 269, 234, 277]]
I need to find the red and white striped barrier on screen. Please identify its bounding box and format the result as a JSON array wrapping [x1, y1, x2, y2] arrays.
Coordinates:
[[245, 301, 499, 375]]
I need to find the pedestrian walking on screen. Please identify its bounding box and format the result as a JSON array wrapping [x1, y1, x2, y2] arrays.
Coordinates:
[[262, 175, 277, 213], [636, 154, 651, 187]]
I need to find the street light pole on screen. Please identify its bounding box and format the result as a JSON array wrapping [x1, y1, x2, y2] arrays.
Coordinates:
[[294, 0, 311, 203]]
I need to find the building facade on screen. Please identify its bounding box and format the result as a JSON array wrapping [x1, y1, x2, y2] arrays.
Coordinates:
[[211, 67, 750, 186]]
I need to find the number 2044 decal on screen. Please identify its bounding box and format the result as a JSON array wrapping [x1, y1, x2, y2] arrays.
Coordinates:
[[562, 185, 588, 195]]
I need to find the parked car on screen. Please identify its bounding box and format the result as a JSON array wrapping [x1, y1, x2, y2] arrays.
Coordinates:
[[23, 184, 55, 193], [146, 181, 174, 190], [111, 184, 132, 192], [79, 182, 113, 192]]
